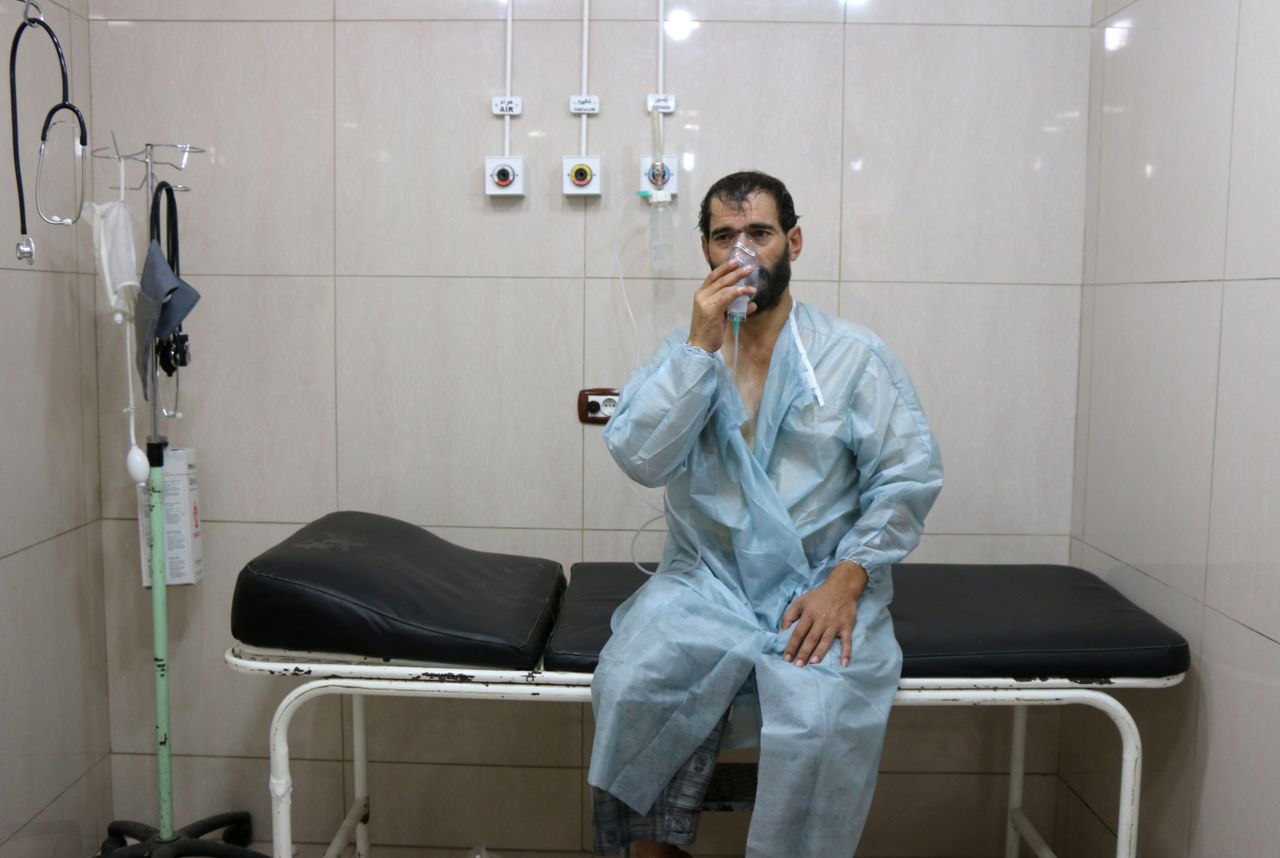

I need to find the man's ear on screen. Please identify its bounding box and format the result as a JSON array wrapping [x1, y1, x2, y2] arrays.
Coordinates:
[[788, 225, 804, 261], [701, 234, 711, 266]]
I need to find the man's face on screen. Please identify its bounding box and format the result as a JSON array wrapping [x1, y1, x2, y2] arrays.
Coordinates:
[[702, 192, 798, 315]]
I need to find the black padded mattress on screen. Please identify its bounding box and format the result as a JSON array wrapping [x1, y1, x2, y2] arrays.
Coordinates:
[[543, 562, 1191, 679], [230, 511, 565, 670]]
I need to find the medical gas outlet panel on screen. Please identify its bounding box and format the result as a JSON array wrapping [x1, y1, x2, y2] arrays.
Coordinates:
[[563, 156, 602, 196]]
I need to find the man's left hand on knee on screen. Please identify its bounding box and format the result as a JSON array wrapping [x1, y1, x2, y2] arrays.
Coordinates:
[[780, 561, 868, 668]]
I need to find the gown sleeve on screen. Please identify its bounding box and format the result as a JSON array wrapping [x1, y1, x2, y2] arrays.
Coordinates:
[[834, 343, 944, 584], [603, 335, 724, 488]]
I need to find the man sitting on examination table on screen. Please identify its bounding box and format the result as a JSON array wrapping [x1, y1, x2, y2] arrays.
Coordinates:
[[589, 171, 944, 858]]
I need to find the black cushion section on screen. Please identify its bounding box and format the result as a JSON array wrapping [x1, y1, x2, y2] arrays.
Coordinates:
[[545, 562, 1191, 679], [892, 564, 1190, 679], [543, 562, 655, 671], [230, 511, 565, 670]]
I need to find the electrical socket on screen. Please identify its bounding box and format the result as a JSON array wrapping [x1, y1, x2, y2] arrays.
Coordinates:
[[485, 156, 524, 196], [639, 156, 679, 196], [578, 388, 620, 424], [563, 156, 602, 196]]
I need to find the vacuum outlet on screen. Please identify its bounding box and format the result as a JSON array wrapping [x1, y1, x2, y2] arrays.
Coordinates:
[[563, 156, 602, 196]]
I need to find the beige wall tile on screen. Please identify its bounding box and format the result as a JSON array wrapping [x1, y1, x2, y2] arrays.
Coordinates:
[[582, 529, 667, 567], [1190, 609, 1280, 857], [1054, 783, 1118, 858], [1077, 542, 1202, 655], [110, 754, 345, 845], [336, 277, 584, 529], [1070, 285, 1094, 539], [103, 520, 344, 759], [0, 270, 85, 558], [353, 697, 582, 767], [97, 276, 338, 522], [1082, 282, 1220, 599], [90, 21, 335, 276], [356, 761, 582, 850], [0, 528, 106, 844], [1105, 0, 1139, 18], [678, 1, 843, 23], [880, 706, 1060, 774], [91, 0, 333, 19], [1081, 29, 1105, 289], [584, 21, 844, 281], [78, 275, 101, 522], [70, 11, 93, 276], [850, 773, 1057, 857], [0, 757, 111, 858], [909, 534, 1071, 564], [1093, 1, 1239, 283], [339, 0, 652, 19], [844, 25, 1089, 285], [1206, 282, 1280, 641], [59, 0, 90, 19], [1061, 547, 1199, 858], [845, 0, 1092, 25], [335, 20, 585, 278], [95, 277, 338, 518], [841, 283, 1079, 536], [1225, 2, 1280, 279]]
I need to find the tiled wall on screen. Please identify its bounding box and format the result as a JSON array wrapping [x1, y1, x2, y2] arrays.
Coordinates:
[[0, 0, 114, 856], [1063, 0, 1280, 856], [81, 0, 1094, 856]]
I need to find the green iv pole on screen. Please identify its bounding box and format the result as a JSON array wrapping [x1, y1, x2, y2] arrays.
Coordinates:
[[96, 146, 266, 858], [146, 433, 173, 837]]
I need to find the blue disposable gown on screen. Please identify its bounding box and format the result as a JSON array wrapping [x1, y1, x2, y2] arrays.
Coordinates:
[[589, 301, 944, 857]]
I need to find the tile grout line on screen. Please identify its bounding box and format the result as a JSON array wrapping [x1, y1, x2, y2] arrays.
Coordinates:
[[837, 11, 847, 306], [0, 519, 100, 563], [1184, 599, 1208, 854], [332, 16, 345, 795], [0, 750, 111, 850], [1199, 0, 1245, 618]]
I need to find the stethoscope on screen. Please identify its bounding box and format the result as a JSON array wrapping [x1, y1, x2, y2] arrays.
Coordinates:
[[9, 0, 88, 264]]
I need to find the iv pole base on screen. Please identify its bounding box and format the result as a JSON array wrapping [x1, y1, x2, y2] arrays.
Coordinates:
[[96, 812, 268, 857]]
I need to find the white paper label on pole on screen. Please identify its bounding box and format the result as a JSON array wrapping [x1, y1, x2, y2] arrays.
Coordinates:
[[570, 95, 600, 114], [491, 96, 523, 115], [647, 94, 676, 113]]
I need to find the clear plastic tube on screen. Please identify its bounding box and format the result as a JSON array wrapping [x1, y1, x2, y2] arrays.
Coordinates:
[[732, 317, 740, 380]]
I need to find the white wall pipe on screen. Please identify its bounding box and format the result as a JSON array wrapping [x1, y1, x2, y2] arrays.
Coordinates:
[[580, 0, 589, 155], [657, 0, 664, 145], [504, 0, 513, 156]]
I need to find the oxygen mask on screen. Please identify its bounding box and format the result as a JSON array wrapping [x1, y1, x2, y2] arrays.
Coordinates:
[[728, 241, 759, 323]]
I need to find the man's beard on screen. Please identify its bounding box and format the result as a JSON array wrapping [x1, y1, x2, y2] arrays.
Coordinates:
[[750, 251, 791, 314]]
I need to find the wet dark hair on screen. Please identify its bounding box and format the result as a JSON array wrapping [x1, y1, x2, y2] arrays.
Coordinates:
[[697, 171, 799, 239]]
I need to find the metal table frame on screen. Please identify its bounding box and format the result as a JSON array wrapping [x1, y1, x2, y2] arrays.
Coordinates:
[[226, 644, 1184, 858]]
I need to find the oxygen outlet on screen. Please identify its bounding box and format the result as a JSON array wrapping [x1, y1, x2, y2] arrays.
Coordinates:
[[639, 156, 679, 196], [563, 156, 602, 196]]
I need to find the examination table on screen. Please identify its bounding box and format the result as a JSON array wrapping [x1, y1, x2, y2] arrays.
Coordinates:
[[225, 511, 1189, 858]]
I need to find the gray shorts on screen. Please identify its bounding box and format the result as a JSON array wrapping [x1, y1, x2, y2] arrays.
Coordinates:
[[591, 715, 728, 855]]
